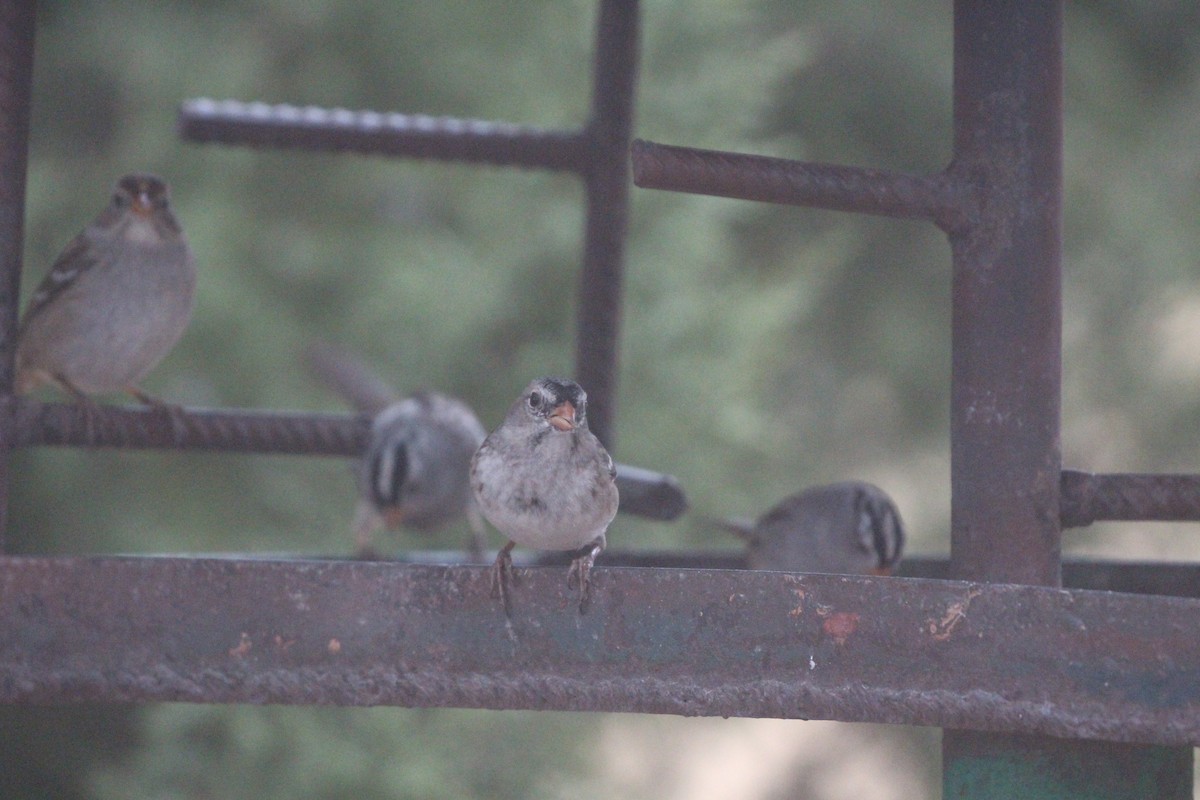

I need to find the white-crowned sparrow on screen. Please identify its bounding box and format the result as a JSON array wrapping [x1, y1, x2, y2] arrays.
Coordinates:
[[303, 340, 490, 556], [15, 173, 195, 406], [353, 391, 488, 556], [721, 481, 905, 575], [471, 377, 619, 612]]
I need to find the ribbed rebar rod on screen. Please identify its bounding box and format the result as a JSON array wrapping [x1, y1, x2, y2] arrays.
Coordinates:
[[573, 0, 639, 449], [178, 98, 588, 172], [6, 399, 684, 519], [0, 0, 35, 554], [7, 399, 370, 455], [1061, 471, 1200, 528], [631, 139, 969, 229]]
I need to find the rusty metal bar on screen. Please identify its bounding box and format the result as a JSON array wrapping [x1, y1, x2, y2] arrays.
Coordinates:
[[630, 139, 968, 228], [7, 399, 370, 455], [1060, 470, 1200, 527], [3, 556, 1200, 747], [0, 0, 35, 554], [936, 3, 1152, 795], [5, 399, 684, 519], [947, 0, 1063, 588], [573, 0, 638, 449], [178, 99, 587, 172], [205, 551, 1200, 600]]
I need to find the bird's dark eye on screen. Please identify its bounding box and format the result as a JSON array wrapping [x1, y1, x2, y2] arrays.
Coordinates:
[[112, 192, 129, 208], [527, 392, 543, 410]]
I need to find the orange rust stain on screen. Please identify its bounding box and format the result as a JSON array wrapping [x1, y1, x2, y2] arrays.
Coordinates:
[[926, 588, 983, 641], [228, 632, 252, 659], [789, 587, 807, 618], [822, 611, 860, 645]]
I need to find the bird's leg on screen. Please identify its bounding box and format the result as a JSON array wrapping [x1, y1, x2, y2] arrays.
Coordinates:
[[126, 385, 187, 444], [351, 502, 383, 560], [566, 537, 605, 613], [54, 372, 101, 442], [491, 540, 517, 616]]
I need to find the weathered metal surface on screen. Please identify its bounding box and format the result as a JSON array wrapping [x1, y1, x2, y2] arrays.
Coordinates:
[[947, 0, 1063, 587], [178, 99, 587, 172], [3, 556, 1200, 747], [630, 139, 966, 227], [1061, 470, 1200, 527], [943, 732, 1193, 800], [0, 0, 35, 553], [573, 0, 638, 449]]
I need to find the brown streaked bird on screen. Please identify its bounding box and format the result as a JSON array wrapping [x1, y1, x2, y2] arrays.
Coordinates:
[[470, 377, 619, 613], [720, 481, 905, 575], [15, 173, 195, 407]]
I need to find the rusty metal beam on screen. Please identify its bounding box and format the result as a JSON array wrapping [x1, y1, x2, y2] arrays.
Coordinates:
[[947, 0, 1063, 588], [3, 556, 1200, 748], [177, 99, 587, 172], [0, 0, 35, 554]]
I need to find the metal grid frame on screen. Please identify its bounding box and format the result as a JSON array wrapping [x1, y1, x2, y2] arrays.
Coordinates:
[[2, 1, 1200, 795]]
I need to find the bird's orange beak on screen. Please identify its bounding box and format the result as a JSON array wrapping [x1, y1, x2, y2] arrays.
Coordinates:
[[131, 191, 153, 217], [548, 401, 576, 431]]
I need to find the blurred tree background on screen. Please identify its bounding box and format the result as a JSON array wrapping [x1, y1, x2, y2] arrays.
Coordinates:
[[2, 1, 1199, 798]]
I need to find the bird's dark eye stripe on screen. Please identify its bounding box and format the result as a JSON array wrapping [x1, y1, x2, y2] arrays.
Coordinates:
[[370, 441, 409, 505]]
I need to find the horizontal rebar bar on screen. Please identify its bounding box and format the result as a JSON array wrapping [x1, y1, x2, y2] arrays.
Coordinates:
[[1061, 470, 1200, 528], [5, 398, 685, 520], [631, 139, 969, 228], [178, 98, 588, 171], [7, 398, 368, 455], [3, 555, 1200, 747]]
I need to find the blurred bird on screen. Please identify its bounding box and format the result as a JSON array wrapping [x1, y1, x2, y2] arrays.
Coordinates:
[[15, 173, 196, 406], [471, 377, 619, 612], [719, 481, 905, 575], [353, 391, 487, 555], [303, 341, 487, 556]]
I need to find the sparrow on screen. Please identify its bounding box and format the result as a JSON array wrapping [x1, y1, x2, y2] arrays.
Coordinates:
[[470, 377, 619, 612], [353, 391, 489, 556], [303, 340, 490, 556], [720, 481, 905, 575], [15, 173, 196, 407]]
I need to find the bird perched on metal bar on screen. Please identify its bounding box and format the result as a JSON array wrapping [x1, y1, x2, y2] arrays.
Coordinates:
[[303, 341, 488, 557], [471, 377, 619, 613], [719, 481, 905, 575], [353, 391, 488, 556], [15, 173, 196, 407]]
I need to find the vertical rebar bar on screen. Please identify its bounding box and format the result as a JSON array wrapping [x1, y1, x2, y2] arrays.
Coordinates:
[[575, 0, 638, 450], [947, 0, 1063, 588], [937, 3, 1190, 796], [0, 0, 35, 552]]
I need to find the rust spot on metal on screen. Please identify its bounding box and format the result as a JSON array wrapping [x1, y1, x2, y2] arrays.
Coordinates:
[[789, 586, 807, 617], [822, 612, 860, 646], [928, 588, 983, 641], [228, 632, 252, 658]]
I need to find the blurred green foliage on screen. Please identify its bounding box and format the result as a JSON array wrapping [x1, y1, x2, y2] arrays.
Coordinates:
[[3, 1, 1199, 798]]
